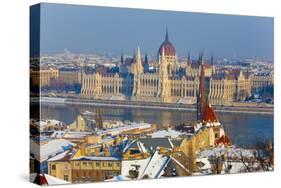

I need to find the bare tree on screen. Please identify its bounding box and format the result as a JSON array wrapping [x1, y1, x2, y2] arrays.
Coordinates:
[[254, 140, 274, 171], [209, 154, 223, 174]]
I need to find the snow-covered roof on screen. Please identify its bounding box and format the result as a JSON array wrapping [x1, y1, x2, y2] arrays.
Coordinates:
[[122, 140, 148, 154], [50, 131, 66, 138], [121, 157, 151, 179], [97, 122, 151, 136], [101, 136, 115, 144], [149, 128, 183, 139], [140, 150, 170, 178], [48, 150, 75, 162], [30, 138, 76, 162], [34, 119, 62, 127], [139, 138, 174, 153], [63, 131, 92, 139], [71, 156, 121, 161]]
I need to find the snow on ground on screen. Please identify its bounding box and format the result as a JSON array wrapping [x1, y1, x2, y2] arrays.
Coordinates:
[[195, 157, 211, 174], [198, 146, 255, 159], [196, 146, 261, 175], [222, 161, 261, 174], [44, 174, 70, 185], [105, 175, 130, 181], [29, 173, 37, 183]]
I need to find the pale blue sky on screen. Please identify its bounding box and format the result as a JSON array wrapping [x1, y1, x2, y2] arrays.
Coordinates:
[[38, 3, 274, 59]]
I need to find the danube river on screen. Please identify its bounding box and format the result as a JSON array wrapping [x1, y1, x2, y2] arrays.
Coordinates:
[[37, 103, 273, 148]]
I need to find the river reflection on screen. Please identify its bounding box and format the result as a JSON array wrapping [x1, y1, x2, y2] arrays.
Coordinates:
[[37, 103, 273, 148]]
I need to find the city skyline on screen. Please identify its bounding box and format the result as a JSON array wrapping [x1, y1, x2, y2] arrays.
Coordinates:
[[37, 3, 273, 60], [30, 3, 274, 185]]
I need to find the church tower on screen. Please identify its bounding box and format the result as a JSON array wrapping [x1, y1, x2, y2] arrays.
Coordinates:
[[197, 52, 207, 121], [157, 48, 170, 102], [135, 46, 143, 74], [131, 46, 143, 75]]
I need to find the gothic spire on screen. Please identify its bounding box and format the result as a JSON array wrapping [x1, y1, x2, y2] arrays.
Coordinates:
[[197, 51, 206, 121], [210, 53, 214, 65], [136, 46, 141, 59], [187, 51, 191, 64], [165, 26, 169, 42], [199, 51, 204, 65], [144, 53, 148, 64], [135, 45, 142, 64], [121, 50, 124, 64]]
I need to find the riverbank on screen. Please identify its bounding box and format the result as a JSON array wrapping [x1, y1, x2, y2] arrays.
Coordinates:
[[32, 97, 273, 115]]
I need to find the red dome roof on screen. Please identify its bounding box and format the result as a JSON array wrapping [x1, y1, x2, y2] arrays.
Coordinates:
[[158, 29, 176, 57]]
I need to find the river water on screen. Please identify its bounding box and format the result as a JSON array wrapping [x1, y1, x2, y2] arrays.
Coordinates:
[[37, 103, 273, 148]]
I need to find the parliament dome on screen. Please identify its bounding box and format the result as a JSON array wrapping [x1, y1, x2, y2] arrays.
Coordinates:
[[158, 29, 176, 57]]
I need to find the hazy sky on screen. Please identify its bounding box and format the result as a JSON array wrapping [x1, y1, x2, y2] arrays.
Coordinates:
[[38, 3, 274, 59]]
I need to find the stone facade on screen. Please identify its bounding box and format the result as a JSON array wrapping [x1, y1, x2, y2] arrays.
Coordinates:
[[59, 69, 82, 85], [250, 74, 274, 94], [81, 30, 254, 105], [30, 67, 59, 87]]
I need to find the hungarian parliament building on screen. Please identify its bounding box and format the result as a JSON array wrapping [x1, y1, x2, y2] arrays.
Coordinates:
[[80, 30, 269, 105]]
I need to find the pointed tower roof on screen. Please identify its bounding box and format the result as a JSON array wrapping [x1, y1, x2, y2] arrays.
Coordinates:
[[187, 51, 191, 65], [158, 27, 176, 57], [165, 26, 169, 42], [135, 45, 142, 65], [136, 46, 141, 59], [202, 103, 218, 122], [210, 53, 214, 65], [120, 50, 124, 64], [199, 51, 204, 65], [197, 51, 206, 121], [144, 53, 148, 64]]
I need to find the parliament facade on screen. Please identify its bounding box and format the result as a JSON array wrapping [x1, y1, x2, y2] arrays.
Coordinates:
[[81, 30, 252, 105]]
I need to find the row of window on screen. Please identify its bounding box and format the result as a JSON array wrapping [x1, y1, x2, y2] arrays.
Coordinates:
[[73, 161, 120, 168]]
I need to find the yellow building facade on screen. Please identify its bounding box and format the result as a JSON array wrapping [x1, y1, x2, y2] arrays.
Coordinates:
[[30, 68, 59, 87], [81, 31, 252, 105], [48, 161, 72, 182], [71, 158, 121, 182]]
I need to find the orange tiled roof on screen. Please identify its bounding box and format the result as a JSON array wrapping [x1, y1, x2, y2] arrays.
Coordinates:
[[203, 103, 218, 122]]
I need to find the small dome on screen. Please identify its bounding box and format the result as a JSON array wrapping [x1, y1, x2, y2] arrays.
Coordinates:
[[158, 29, 176, 57]]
